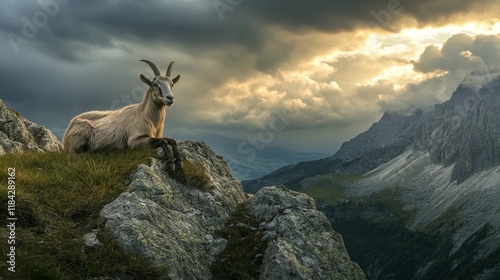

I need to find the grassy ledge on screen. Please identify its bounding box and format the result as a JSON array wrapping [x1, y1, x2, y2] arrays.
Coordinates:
[[296, 173, 361, 206], [211, 204, 269, 280], [168, 159, 211, 191], [0, 149, 166, 279]]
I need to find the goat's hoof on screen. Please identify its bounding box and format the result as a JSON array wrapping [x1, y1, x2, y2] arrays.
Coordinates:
[[165, 161, 175, 171], [175, 159, 183, 170]]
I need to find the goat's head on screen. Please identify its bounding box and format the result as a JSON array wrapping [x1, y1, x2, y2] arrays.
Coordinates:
[[139, 60, 181, 107]]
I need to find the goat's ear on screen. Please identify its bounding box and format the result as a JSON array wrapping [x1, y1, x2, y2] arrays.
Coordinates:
[[140, 74, 152, 86], [172, 74, 180, 85]]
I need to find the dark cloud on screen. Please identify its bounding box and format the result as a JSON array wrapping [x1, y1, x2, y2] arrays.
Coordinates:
[[242, 0, 497, 33], [1, 0, 497, 64], [413, 34, 500, 73], [401, 0, 495, 26]]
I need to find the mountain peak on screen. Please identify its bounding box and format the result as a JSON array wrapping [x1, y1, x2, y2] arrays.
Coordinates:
[[461, 67, 500, 93], [418, 72, 500, 182]]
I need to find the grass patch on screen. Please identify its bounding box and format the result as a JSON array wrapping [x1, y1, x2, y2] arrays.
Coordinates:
[[168, 159, 211, 191], [422, 202, 465, 235], [0, 149, 166, 279], [367, 186, 417, 223], [211, 204, 269, 280], [300, 173, 361, 206]]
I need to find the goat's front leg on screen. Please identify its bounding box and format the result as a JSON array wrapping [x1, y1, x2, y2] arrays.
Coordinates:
[[148, 138, 176, 171], [165, 138, 182, 169], [130, 136, 176, 171]]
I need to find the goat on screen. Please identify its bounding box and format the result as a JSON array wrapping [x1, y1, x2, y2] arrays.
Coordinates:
[[62, 60, 183, 170]]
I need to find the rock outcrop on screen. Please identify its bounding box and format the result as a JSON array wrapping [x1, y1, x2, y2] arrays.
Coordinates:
[[100, 141, 248, 279], [0, 99, 62, 154], [100, 141, 365, 279], [247, 185, 366, 280]]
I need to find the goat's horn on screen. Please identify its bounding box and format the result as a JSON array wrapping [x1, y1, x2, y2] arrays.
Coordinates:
[[166, 61, 175, 77], [140, 60, 161, 77]]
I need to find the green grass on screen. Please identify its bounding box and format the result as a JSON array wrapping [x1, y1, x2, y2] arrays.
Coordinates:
[[367, 186, 417, 223], [300, 173, 361, 206], [0, 149, 167, 279], [422, 202, 465, 235]]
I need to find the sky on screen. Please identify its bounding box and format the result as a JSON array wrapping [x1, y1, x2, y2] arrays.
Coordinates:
[[0, 0, 499, 157]]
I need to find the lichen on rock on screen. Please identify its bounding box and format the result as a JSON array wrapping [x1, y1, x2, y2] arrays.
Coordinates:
[[100, 141, 248, 280], [247, 185, 366, 280]]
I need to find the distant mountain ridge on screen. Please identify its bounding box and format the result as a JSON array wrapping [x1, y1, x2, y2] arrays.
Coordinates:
[[225, 145, 330, 181], [207, 136, 330, 181], [244, 71, 500, 192]]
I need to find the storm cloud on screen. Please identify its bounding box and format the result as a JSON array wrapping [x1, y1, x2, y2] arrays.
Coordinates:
[[0, 0, 499, 154]]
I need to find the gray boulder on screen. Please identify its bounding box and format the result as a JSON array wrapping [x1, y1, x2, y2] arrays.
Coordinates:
[[100, 141, 248, 280], [0, 99, 62, 154]]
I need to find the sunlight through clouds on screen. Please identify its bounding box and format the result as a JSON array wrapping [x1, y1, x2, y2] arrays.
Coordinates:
[[198, 21, 500, 141]]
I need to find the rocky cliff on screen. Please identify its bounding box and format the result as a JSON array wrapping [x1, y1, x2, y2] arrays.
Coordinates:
[[0, 102, 365, 279], [100, 141, 365, 279], [100, 141, 248, 279], [342, 73, 500, 279], [0, 99, 62, 154]]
